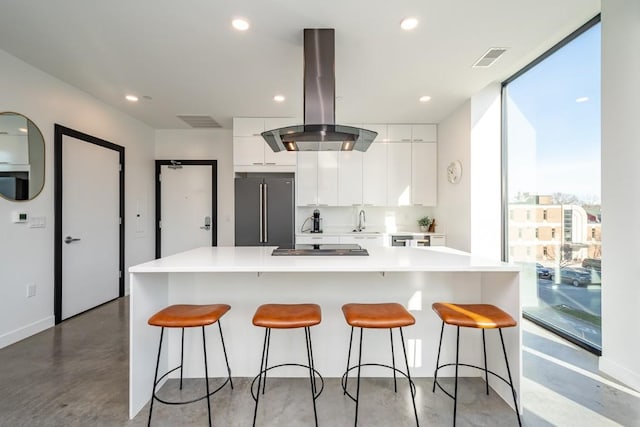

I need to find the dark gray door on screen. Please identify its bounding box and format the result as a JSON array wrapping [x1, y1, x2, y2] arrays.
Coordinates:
[[264, 176, 294, 247]]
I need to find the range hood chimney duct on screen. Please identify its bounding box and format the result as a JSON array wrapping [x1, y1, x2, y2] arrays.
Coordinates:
[[261, 29, 377, 152]]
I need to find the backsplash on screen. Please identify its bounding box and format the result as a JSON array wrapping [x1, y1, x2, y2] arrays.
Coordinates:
[[296, 206, 435, 234]]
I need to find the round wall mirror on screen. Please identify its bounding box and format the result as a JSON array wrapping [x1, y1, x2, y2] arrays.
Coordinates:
[[0, 112, 45, 201]]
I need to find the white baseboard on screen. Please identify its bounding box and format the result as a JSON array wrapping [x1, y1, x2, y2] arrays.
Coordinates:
[[599, 356, 640, 392], [0, 316, 55, 349]]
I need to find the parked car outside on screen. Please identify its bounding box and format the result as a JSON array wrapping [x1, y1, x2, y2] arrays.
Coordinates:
[[536, 263, 552, 280], [559, 267, 591, 287]]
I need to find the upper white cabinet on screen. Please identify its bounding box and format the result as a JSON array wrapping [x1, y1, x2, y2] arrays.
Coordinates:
[[338, 150, 363, 206], [233, 117, 297, 169], [386, 142, 412, 206], [296, 151, 338, 206], [362, 141, 387, 206], [411, 142, 437, 206], [387, 124, 437, 143]]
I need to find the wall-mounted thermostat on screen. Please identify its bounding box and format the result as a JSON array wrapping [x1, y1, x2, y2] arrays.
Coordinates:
[[12, 212, 28, 223]]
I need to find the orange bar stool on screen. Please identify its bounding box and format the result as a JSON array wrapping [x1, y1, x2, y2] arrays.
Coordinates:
[[431, 302, 521, 427], [251, 303, 323, 427], [341, 303, 420, 427], [147, 304, 233, 427]]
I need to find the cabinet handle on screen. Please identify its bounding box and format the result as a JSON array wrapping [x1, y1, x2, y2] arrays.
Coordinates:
[[318, 204, 329, 206], [413, 139, 423, 142], [306, 204, 317, 207], [413, 203, 423, 206], [253, 162, 263, 165], [265, 162, 276, 165], [252, 133, 261, 136], [401, 138, 411, 142]]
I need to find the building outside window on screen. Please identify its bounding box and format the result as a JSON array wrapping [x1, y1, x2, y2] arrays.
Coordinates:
[[503, 18, 601, 352]]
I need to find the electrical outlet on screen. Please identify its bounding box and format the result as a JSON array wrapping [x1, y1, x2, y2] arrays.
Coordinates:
[[26, 283, 36, 298]]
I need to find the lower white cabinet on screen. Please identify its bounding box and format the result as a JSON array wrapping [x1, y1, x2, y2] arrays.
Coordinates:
[[339, 235, 385, 249]]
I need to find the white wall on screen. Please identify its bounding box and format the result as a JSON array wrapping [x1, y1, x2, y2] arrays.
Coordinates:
[[600, 0, 640, 391], [434, 101, 472, 251], [0, 49, 156, 348], [155, 129, 235, 246], [470, 83, 503, 260]]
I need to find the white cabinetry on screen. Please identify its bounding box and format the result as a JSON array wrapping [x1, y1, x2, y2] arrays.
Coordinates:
[[338, 151, 363, 206], [339, 234, 385, 249], [233, 117, 296, 169], [386, 142, 412, 206], [387, 124, 436, 143], [362, 141, 387, 206], [411, 142, 437, 206], [296, 152, 338, 206]]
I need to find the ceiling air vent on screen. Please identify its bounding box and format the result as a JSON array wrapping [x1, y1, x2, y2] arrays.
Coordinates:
[[472, 47, 507, 68], [176, 115, 221, 128]]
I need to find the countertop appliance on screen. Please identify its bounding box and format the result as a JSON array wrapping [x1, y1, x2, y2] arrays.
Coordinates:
[[272, 244, 368, 256], [311, 209, 322, 233], [235, 173, 294, 247]]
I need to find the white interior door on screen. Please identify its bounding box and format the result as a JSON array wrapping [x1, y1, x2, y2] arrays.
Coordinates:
[[62, 136, 120, 320], [160, 165, 213, 257]]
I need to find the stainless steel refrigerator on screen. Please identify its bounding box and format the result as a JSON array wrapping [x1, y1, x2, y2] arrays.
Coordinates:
[[234, 173, 295, 246]]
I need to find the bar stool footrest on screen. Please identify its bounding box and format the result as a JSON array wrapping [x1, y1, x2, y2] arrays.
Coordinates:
[[341, 363, 417, 402], [433, 362, 518, 401], [152, 365, 232, 406], [250, 363, 324, 401]]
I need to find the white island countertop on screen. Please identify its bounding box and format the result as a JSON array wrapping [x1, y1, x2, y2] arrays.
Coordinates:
[[129, 245, 519, 274]]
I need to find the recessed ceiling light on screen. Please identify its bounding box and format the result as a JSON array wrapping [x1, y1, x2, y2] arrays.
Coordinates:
[[125, 95, 139, 102], [232, 18, 250, 31], [400, 18, 418, 31], [576, 96, 589, 103], [273, 95, 285, 102], [419, 95, 432, 103]]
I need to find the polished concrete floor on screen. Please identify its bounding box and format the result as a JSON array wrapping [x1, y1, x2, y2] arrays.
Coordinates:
[[0, 297, 638, 426]]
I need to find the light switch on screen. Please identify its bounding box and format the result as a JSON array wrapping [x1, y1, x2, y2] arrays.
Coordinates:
[[29, 216, 46, 228]]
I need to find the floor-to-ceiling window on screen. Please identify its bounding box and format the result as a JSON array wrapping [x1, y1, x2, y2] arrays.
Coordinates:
[[503, 16, 601, 352]]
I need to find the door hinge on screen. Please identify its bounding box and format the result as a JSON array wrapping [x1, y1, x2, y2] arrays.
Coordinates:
[[158, 174, 161, 182], [119, 164, 122, 172], [159, 220, 162, 229], [119, 271, 122, 279], [119, 217, 122, 225]]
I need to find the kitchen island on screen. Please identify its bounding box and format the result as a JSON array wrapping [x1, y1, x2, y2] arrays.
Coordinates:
[[129, 246, 521, 418]]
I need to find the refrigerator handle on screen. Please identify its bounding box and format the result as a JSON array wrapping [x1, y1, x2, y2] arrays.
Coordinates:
[[263, 183, 268, 243], [259, 183, 264, 243]]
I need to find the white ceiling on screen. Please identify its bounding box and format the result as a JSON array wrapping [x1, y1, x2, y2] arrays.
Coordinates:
[[0, 0, 599, 129]]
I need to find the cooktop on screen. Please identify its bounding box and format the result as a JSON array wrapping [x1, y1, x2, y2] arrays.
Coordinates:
[[271, 244, 369, 256]]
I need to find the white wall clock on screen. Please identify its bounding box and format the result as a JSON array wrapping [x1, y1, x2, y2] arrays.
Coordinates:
[[447, 160, 462, 184]]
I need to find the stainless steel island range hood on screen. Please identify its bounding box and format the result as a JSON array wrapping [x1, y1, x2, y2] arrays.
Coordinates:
[[261, 29, 377, 152]]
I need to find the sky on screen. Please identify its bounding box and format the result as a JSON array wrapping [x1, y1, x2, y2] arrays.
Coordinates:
[[506, 23, 601, 204]]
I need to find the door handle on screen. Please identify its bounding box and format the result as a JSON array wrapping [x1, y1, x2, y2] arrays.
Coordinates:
[[200, 216, 211, 231], [64, 236, 81, 244]]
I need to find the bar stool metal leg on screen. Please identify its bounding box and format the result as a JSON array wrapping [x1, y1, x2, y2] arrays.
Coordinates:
[[180, 328, 185, 390], [453, 326, 460, 427], [482, 329, 489, 395], [201, 326, 212, 427], [432, 321, 445, 393], [217, 320, 234, 390], [499, 329, 522, 427], [304, 327, 319, 426], [148, 327, 164, 427], [390, 329, 397, 392], [252, 328, 270, 427], [261, 328, 271, 395], [399, 327, 420, 427], [344, 326, 354, 395], [354, 327, 364, 427]]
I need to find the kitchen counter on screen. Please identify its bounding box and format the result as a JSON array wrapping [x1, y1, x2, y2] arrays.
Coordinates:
[[129, 246, 521, 418]]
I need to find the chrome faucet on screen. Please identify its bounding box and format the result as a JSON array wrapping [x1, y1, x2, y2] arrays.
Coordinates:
[[357, 209, 366, 232]]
